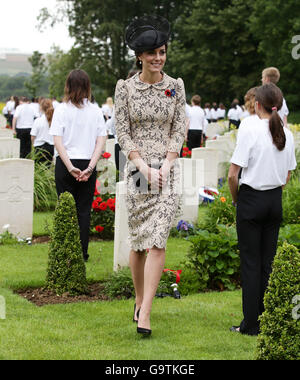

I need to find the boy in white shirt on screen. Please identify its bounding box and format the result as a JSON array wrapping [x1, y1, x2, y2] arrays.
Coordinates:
[[261, 67, 289, 127]]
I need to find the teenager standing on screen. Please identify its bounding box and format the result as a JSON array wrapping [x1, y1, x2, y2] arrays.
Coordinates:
[[50, 70, 107, 262], [228, 83, 297, 335], [12, 97, 35, 158]]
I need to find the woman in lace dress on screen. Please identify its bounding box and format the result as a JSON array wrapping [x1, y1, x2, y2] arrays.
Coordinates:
[[115, 16, 186, 336]]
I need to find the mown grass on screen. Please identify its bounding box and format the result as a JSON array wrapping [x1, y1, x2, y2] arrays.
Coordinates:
[[0, 212, 257, 360]]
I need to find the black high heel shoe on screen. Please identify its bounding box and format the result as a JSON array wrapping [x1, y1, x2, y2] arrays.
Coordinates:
[[137, 326, 152, 336], [133, 304, 140, 323]]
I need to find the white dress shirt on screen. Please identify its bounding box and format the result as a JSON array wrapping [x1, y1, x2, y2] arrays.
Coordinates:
[[231, 117, 297, 190], [49, 99, 107, 159]]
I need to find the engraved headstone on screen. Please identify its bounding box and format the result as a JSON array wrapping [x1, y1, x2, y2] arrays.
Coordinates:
[[0, 138, 20, 159], [0, 159, 34, 239], [113, 181, 131, 271]]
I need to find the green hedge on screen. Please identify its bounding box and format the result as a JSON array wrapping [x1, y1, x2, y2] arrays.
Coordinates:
[[46, 192, 88, 296], [256, 242, 300, 360]]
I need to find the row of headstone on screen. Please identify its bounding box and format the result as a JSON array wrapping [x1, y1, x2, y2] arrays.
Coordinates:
[[205, 122, 227, 139]]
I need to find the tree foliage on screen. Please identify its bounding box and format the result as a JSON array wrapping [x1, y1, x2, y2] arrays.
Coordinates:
[[40, 0, 300, 109], [25, 51, 47, 98]]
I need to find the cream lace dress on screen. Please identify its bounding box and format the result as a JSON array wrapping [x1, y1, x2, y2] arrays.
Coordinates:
[[114, 72, 186, 251]]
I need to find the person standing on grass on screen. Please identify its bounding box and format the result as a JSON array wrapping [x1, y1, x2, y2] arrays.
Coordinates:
[[30, 98, 55, 166], [49, 69, 107, 263], [228, 83, 297, 336], [186, 95, 205, 151], [115, 15, 186, 337], [261, 67, 289, 127], [12, 97, 35, 158]]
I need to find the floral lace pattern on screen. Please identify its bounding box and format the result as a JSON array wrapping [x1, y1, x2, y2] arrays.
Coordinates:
[[114, 72, 186, 251]]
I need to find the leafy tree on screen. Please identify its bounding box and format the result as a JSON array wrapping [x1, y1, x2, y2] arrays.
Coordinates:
[[39, 0, 189, 101], [166, 0, 263, 105], [25, 51, 47, 98], [249, 0, 300, 110]]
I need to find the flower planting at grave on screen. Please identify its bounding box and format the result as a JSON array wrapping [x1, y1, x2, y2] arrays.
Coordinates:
[[90, 180, 116, 240], [182, 146, 191, 157]]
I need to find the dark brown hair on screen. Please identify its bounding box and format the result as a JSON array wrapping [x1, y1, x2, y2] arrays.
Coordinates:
[[135, 44, 168, 70], [40, 98, 54, 126], [255, 83, 285, 151], [64, 70, 91, 107]]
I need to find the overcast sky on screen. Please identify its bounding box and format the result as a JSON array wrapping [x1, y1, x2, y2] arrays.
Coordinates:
[[0, 0, 74, 54]]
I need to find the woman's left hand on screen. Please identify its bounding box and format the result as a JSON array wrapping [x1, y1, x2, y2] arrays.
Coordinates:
[[159, 160, 171, 188], [77, 169, 92, 182]]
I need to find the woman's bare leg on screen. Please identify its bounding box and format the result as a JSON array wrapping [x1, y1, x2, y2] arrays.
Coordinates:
[[129, 249, 146, 320], [138, 246, 166, 330]]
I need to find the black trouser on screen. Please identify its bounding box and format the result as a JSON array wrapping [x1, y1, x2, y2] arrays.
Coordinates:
[[55, 157, 97, 260], [114, 143, 126, 181], [187, 130, 202, 151], [236, 184, 282, 335], [229, 119, 240, 129], [35, 143, 54, 166], [16, 128, 31, 158]]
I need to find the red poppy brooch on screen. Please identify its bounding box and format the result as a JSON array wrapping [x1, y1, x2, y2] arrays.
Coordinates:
[[165, 89, 176, 97]]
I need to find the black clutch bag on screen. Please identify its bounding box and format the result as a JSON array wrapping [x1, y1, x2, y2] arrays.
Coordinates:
[[131, 163, 162, 192]]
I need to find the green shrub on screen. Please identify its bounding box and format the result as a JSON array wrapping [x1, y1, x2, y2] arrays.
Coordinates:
[[199, 182, 236, 233], [184, 225, 240, 291], [282, 177, 300, 226], [46, 192, 88, 296], [256, 242, 300, 360], [103, 267, 134, 300], [278, 224, 300, 250]]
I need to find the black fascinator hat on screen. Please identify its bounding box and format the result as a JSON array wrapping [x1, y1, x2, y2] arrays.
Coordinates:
[[125, 15, 170, 53]]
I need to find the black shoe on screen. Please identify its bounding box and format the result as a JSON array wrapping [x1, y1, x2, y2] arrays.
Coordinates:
[[229, 326, 241, 333], [133, 304, 140, 323], [137, 327, 152, 336], [83, 254, 89, 263]]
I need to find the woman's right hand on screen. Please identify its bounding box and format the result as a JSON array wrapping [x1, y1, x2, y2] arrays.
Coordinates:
[[69, 167, 82, 180], [140, 165, 160, 189]]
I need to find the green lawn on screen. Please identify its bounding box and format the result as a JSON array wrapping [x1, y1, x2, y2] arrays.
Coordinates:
[[0, 211, 258, 360]]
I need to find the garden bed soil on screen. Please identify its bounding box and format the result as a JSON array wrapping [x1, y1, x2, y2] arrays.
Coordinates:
[[15, 283, 111, 306]]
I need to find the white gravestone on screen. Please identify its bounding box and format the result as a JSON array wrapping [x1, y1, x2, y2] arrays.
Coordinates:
[[0, 138, 20, 159], [192, 147, 219, 188], [206, 139, 232, 179], [205, 122, 226, 139], [113, 181, 131, 271], [106, 138, 116, 165], [0, 129, 13, 139], [0, 159, 34, 239], [174, 158, 204, 225], [0, 115, 7, 128]]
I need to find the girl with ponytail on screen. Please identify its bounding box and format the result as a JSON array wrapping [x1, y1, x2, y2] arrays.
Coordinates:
[[227, 83, 297, 336], [31, 98, 55, 165]]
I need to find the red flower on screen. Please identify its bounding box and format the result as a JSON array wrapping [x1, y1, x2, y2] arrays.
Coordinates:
[[102, 152, 111, 159], [188, 150, 192, 156], [99, 202, 107, 211], [183, 147, 189, 152], [107, 198, 114, 207], [165, 90, 171, 97], [92, 197, 103, 211], [95, 225, 104, 233], [182, 152, 187, 157], [109, 205, 115, 212]]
